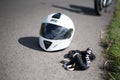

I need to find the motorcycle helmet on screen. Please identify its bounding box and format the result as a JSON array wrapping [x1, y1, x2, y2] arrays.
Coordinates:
[[39, 13, 75, 51]]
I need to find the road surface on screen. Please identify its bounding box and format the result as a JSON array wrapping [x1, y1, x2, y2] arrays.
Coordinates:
[[0, 0, 115, 80]]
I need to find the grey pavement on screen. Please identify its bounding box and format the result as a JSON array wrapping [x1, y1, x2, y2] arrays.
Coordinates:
[[0, 0, 115, 80]]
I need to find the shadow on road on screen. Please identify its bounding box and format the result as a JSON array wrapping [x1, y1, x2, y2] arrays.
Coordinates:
[[52, 4, 96, 16], [18, 37, 44, 51], [18, 37, 66, 53]]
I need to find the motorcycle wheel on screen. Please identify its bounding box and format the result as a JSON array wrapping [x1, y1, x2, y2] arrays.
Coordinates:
[[94, 0, 105, 16]]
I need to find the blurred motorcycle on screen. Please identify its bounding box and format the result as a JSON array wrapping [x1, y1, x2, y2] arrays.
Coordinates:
[[94, 0, 113, 16]]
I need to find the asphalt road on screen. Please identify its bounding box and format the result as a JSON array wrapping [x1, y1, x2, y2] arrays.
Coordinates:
[[0, 0, 115, 80]]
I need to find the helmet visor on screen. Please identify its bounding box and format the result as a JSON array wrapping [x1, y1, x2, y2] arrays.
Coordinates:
[[40, 23, 73, 40]]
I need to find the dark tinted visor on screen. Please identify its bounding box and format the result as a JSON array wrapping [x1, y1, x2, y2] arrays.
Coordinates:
[[40, 23, 73, 40]]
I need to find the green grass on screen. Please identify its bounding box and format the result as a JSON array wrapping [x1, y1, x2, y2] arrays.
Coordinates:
[[105, 0, 120, 80]]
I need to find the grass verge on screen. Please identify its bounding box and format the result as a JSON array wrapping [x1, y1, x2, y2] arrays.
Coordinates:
[[102, 0, 120, 80]]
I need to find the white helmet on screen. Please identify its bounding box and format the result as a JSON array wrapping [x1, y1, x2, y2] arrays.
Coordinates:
[[39, 13, 75, 51]]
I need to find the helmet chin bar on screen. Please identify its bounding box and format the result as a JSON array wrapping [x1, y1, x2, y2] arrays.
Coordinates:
[[39, 36, 72, 51]]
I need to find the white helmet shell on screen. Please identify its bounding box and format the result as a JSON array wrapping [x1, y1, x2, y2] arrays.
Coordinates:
[[39, 13, 75, 51]]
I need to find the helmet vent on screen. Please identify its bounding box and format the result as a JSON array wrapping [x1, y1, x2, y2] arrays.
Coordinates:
[[52, 13, 61, 19], [43, 40, 52, 49]]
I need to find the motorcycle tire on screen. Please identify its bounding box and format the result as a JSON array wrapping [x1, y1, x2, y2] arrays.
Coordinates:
[[94, 0, 105, 16]]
